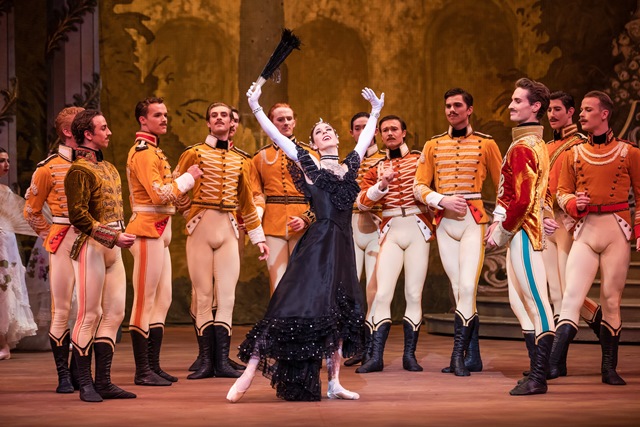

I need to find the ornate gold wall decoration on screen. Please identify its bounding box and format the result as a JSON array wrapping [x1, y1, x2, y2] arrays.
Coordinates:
[[0, 77, 17, 134], [46, 0, 98, 57]]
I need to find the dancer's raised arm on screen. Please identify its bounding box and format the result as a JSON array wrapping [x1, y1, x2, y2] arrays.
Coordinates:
[[247, 84, 299, 161], [356, 88, 384, 161]]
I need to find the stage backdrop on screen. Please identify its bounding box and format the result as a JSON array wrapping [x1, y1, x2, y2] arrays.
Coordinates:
[[10, 0, 640, 324]]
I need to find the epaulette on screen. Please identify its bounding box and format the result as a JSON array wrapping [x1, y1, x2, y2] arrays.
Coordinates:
[[473, 130, 493, 139], [36, 153, 59, 167], [184, 142, 204, 150], [254, 143, 275, 155], [621, 138, 638, 148], [429, 131, 448, 140], [232, 146, 251, 159], [134, 140, 149, 151]]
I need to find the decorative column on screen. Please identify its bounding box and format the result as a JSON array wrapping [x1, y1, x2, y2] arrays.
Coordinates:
[[239, 0, 287, 119], [46, 0, 99, 152], [0, 0, 17, 188]]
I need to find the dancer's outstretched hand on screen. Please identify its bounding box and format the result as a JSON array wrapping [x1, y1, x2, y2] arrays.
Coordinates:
[[257, 242, 270, 261], [361, 87, 384, 112], [247, 83, 263, 111]]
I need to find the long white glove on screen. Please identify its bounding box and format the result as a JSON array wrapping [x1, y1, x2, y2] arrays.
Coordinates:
[[356, 88, 384, 161], [247, 83, 299, 161]]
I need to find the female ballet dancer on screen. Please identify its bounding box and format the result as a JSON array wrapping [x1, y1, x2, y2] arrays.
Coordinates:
[[226, 84, 385, 402]]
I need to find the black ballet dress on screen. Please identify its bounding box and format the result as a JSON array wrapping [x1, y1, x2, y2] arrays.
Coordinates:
[[237, 147, 366, 401]]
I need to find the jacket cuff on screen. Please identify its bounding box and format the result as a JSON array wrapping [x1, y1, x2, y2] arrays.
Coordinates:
[[248, 226, 266, 245], [175, 172, 195, 194], [426, 192, 445, 210], [491, 222, 514, 247], [91, 224, 119, 248], [492, 205, 507, 223], [366, 182, 388, 202]]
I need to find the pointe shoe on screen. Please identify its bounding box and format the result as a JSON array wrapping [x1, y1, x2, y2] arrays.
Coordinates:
[[226, 375, 254, 403], [327, 385, 360, 400]]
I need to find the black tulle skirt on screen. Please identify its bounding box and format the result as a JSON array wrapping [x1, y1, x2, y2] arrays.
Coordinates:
[[237, 215, 365, 401]]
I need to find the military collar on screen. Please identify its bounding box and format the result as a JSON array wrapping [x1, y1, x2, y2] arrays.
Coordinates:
[[448, 125, 472, 138], [272, 135, 297, 151], [75, 145, 103, 163], [205, 134, 229, 150], [512, 124, 544, 141], [386, 142, 409, 159], [365, 143, 379, 158], [136, 131, 159, 147], [58, 144, 74, 162], [588, 128, 615, 146], [551, 124, 579, 142]]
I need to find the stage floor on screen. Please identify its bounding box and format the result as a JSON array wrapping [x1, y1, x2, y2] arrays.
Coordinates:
[[1, 325, 639, 427]]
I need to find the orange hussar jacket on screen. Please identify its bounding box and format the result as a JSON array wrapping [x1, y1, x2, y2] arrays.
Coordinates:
[[357, 143, 434, 243], [24, 144, 74, 253], [125, 131, 195, 238], [414, 125, 502, 225], [557, 129, 640, 240], [174, 135, 265, 244], [250, 138, 316, 238]]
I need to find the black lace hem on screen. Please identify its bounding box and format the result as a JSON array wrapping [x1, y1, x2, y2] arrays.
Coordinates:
[[236, 285, 364, 401]]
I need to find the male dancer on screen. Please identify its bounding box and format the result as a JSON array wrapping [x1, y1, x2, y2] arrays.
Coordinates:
[[415, 88, 502, 376], [65, 109, 136, 402], [126, 97, 202, 386], [356, 115, 433, 373], [485, 78, 555, 396], [24, 106, 83, 393], [343, 112, 385, 367], [250, 103, 315, 294], [188, 106, 248, 374], [553, 91, 640, 386], [175, 102, 268, 380], [544, 91, 602, 340]]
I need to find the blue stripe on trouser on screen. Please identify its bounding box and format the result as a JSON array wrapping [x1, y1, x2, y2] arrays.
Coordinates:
[[521, 231, 550, 332]]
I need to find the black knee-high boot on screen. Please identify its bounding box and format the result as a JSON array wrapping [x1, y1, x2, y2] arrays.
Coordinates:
[[600, 322, 626, 386], [130, 329, 171, 386], [585, 305, 602, 340], [345, 320, 372, 367], [188, 312, 202, 372], [464, 313, 483, 372], [187, 323, 215, 379], [510, 333, 554, 395], [149, 326, 178, 382], [522, 331, 535, 376], [49, 331, 74, 393], [72, 344, 102, 402], [213, 325, 241, 378], [444, 312, 474, 376], [94, 341, 136, 399], [402, 318, 424, 372], [356, 320, 391, 374], [548, 321, 577, 379]]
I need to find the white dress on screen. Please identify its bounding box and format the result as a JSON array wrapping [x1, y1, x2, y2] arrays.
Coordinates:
[[0, 184, 37, 348]]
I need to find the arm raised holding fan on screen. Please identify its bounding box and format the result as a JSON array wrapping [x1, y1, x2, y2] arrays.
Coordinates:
[[247, 84, 384, 164]]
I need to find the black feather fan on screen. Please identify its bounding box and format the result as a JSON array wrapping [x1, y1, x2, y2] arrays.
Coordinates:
[[256, 28, 302, 87]]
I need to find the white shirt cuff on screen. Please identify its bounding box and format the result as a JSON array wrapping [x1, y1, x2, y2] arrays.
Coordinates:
[[366, 182, 388, 202], [426, 192, 445, 210], [175, 172, 195, 194]]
